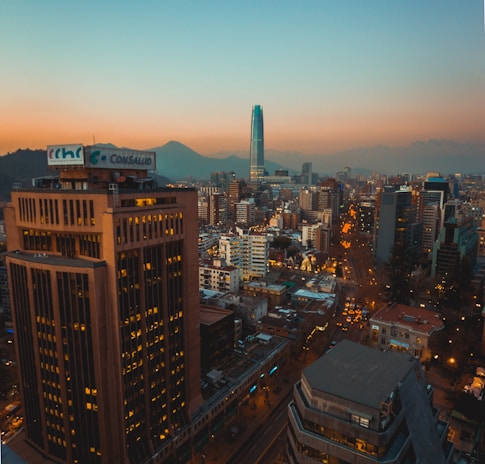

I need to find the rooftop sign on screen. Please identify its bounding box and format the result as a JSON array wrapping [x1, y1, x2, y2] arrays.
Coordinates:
[[85, 147, 156, 170], [47, 144, 84, 166]]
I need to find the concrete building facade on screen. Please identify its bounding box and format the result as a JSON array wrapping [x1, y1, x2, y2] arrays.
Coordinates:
[[287, 340, 453, 463], [4, 145, 202, 464]]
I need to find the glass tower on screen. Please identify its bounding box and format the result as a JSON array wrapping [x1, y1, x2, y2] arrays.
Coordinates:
[[249, 105, 264, 184]]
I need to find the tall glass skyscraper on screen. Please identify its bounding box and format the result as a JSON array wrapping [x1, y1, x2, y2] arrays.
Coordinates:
[[249, 104, 264, 184]]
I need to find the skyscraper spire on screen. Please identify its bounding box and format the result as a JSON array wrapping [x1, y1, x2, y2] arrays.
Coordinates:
[[249, 105, 264, 184]]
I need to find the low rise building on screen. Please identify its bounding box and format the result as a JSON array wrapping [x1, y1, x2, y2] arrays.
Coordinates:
[[242, 281, 287, 310], [287, 340, 453, 464], [369, 303, 444, 361], [199, 290, 267, 329], [199, 260, 241, 293]]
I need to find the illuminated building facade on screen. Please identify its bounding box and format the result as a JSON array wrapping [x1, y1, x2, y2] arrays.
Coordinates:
[[4, 145, 202, 464]]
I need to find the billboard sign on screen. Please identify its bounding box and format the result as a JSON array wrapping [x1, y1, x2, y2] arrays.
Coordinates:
[[85, 147, 156, 170], [47, 144, 84, 166]]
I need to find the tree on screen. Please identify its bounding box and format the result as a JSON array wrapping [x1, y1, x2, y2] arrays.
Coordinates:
[[436, 256, 473, 311], [272, 236, 292, 250]]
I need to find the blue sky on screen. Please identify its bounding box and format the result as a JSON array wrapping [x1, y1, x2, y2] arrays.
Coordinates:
[[1, 0, 484, 156]]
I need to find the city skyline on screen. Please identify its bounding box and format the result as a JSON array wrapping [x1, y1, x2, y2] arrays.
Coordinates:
[[1, 1, 484, 161]]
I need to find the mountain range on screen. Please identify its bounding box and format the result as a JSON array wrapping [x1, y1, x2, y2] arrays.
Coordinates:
[[150, 139, 484, 179], [0, 139, 483, 201]]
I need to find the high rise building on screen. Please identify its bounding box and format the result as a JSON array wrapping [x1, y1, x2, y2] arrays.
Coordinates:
[[287, 340, 453, 464], [249, 104, 264, 184], [208, 192, 227, 225], [301, 162, 312, 186], [4, 144, 202, 464], [431, 199, 478, 277], [374, 187, 420, 264], [234, 200, 255, 225], [219, 232, 269, 281], [415, 187, 445, 256]]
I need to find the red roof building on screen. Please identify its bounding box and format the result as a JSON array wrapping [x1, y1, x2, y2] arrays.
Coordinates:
[[369, 303, 444, 361]]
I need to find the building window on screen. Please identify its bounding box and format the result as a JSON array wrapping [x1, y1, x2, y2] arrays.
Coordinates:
[[351, 413, 370, 428]]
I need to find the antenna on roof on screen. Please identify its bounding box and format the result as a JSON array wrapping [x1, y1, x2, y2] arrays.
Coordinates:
[[93, 134, 96, 146]]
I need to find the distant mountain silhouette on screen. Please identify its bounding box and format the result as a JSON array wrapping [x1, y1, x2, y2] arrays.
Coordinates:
[[308, 139, 485, 176], [0, 149, 49, 201], [151, 141, 290, 179], [212, 140, 485, 176], [1, 139, 482, 202]]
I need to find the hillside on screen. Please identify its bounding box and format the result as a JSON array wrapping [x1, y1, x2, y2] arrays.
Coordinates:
[[0, 143, 288, 201], [2, 139, 481, 203], [151, 141, 289, 179], [0, 149, 49, 201]]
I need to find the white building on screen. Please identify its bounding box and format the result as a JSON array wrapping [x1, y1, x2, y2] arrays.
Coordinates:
[[198, 232, 219, 256], [219, 232, 269, 281], [235, 200, 255, 225], [199, 261, 241, 293], [219, 234, 243, 269], [242, 233, 270, 280]]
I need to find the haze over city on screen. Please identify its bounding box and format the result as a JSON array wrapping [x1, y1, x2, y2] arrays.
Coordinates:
[[1, 0, 484, 172]]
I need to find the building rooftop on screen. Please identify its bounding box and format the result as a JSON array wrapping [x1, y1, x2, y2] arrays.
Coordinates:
[[243, 281, 287, 292], [200, 305, 234, 325], [293, 288, 336, 304], [5, 250, 105, 269], [371, 303, 444, 335], [303, 340, 417, 409], [199, 261, 239, 272]]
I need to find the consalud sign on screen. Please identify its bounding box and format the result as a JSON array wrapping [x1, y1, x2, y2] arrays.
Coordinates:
[[86, 147, 156, 170]]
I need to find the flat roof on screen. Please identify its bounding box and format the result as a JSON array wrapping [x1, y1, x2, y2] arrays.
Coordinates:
[[293, 288, 336, 302], [200, 305, 234, 325], [243, 281, 287, 291], [5, 251, 106, 269], [303, 340, 416, 409], [371, 303, 444, 335]]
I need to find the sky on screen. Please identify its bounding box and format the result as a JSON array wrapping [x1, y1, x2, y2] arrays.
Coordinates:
[[1, 0, 484, 157]]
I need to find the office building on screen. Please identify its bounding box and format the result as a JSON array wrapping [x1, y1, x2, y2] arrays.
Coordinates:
[[301, 162, 312, 186], [374, 187, 420, 264], [208, 192, 227, 225], [357, 197, 375, 235], [417, 190, 444, 255], [287, 340, 453, 463], [199, 305, 235, 374], [423, 176, 452, 204], [234, 200, 255, 225], [317, 185, 341, 222], [431, 200, 478, 278], [4, 144, 202, 464], [249, 105, 265, 184], [299, 188, 317, 222]]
